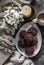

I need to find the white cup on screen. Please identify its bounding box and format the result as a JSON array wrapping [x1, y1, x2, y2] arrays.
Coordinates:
[[32, 11, 44, 26]]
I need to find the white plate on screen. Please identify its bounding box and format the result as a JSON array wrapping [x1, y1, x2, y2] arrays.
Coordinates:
[[15, 22, 42, 57]]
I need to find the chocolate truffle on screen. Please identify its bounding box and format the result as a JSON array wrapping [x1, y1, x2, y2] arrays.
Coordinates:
[[24, 33, 33, 44], [25, 47, 34, 55], [28, 27, 37, 36], [20, 30, 27, 38], [32, 36, 38, 46], [18, 38, 25, 48]]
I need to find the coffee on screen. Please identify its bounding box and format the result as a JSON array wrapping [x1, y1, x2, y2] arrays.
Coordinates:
[[38, 13, 44, 23]]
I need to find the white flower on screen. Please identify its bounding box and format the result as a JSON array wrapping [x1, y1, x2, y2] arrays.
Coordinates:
[[3, 5, 24, 27], [19, 15, 23, 18], [8, 19, 11, 24], [4, 13, 9, 17], [15, 7, 18, 9], [14, 12, 19, 19], [19, 11, 23, 15], [10, 9, 15, 14], [19, 6, 22, 9], [10, 21, 15, 25], [4, 10, 9, 13], [16, 20, 19, 24], [14, 24, 17, 29]]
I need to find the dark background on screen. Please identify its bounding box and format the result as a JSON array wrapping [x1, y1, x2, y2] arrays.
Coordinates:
[[0, 0, 44, 65]]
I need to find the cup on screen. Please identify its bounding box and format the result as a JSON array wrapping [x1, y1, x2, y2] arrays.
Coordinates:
[[32, 11, 44, 26]]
